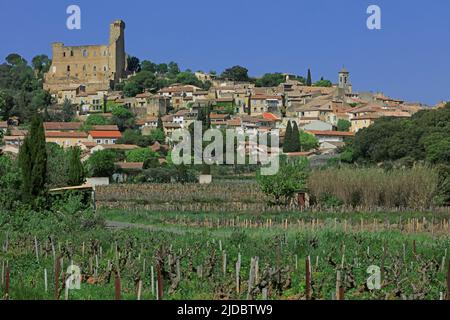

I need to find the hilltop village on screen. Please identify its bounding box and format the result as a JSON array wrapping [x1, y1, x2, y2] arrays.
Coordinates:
[[0, 20, 433, 180]]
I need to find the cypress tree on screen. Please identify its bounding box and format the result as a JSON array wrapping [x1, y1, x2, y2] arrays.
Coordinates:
[[157, 114, 164, 131], [157, 114, 166, 141], [19, 115, 47, 203], [283, 121, 293, 153], [291, 121, 301, 152], [67, 147, 85, 186], [306, 69, 312, 86]]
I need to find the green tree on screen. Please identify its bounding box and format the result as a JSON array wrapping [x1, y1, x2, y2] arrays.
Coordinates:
[[255, 73, 285, 87], [300, 131, 319, 152], [168, 62, 181, 76], [306, 69, 312, 86], [62, 98, 75, 122], [0, 155, 21, 209], [291, 121, 301, 152], [157, 63, 168, 74], [18, 115, 47, 203], [283, 121, 293, 153], [111, 105, 135, 131], [257, 157, 309, 205], [67, 147, 85, 186], [6, 53, 27, 66], [337, 119, 351, 132], [85, 114, 110, 126], [127, 56, 141, 73], [46, 143, 69, 188], [221, 66, 249, 82], [31, 54, 51, 77], [126, 148, 159, 163], [313, 79, 332, 87], [141, 60, 157, 73], [86, 150, 116, 177]]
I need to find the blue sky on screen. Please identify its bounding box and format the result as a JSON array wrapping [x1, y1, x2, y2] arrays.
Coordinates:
[[1, 0, 450, 105]]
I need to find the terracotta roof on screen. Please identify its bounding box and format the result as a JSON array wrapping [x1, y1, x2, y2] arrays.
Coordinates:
[[46, 131, 88, 138], [251, 95, 282, 100], [210, 113, 230, 120], [262, 112, 281, 121], [44, 122, 82, 131], [216, 98, 234, 102], [306, 130, 355, 137], [0, 121, 8, 128], [89, 131, 122, 139], [91, 125, 120, 131], [135, 92, 153, 99]]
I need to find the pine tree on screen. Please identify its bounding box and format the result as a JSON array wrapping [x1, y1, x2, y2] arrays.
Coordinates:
[[291, 121, 301, 152], [306, 69, 312, 86], [283, 121, 293, 153], [19, 115, 47, 203], [67, 147, 85, 186]]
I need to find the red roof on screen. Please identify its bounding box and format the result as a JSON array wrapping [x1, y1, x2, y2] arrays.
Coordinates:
[[262, 112, 281, 121], [89, 131, 122, 139]]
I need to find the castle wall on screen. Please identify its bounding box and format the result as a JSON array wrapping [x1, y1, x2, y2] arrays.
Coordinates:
[[44, 20, 126, 94]]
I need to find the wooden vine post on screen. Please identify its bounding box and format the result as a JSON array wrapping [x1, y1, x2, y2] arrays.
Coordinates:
[[4, 266, 10, 300], [54, 257, 61, 300], [157, 262, 164, 300], [305, 256, 312, 300], [114, 271, 121, 300], [447, 261, 450, 300]]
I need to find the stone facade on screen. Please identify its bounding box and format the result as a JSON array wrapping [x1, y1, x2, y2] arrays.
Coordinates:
[[44, 20, 127, 93]]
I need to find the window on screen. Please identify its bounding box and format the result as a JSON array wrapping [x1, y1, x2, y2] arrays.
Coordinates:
[[93, 66, 97, 72], [83, 50, 88, 57], [104, 66, 107, 72], [63, 52, 66, 57], [96, 140, 101, 144], [67, 65, 71, 72], [82, 65, 86, 71], [70, 50, 74, 57]]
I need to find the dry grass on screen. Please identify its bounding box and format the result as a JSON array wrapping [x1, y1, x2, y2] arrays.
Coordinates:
[[308, 166, 438, 209]]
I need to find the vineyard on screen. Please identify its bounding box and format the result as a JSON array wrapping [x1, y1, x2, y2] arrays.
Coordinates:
[[1, 208, 449, 300]]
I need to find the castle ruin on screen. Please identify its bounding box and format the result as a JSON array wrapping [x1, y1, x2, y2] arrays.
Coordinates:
[[44, 20, 127, 93]]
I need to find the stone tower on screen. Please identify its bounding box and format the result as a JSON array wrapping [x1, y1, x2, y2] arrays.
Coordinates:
[[109, 20, 127, 84], [338, 67, 351, 91]]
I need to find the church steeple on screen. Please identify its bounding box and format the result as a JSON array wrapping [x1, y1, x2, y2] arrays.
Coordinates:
[[338, 66, 350, 90]]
